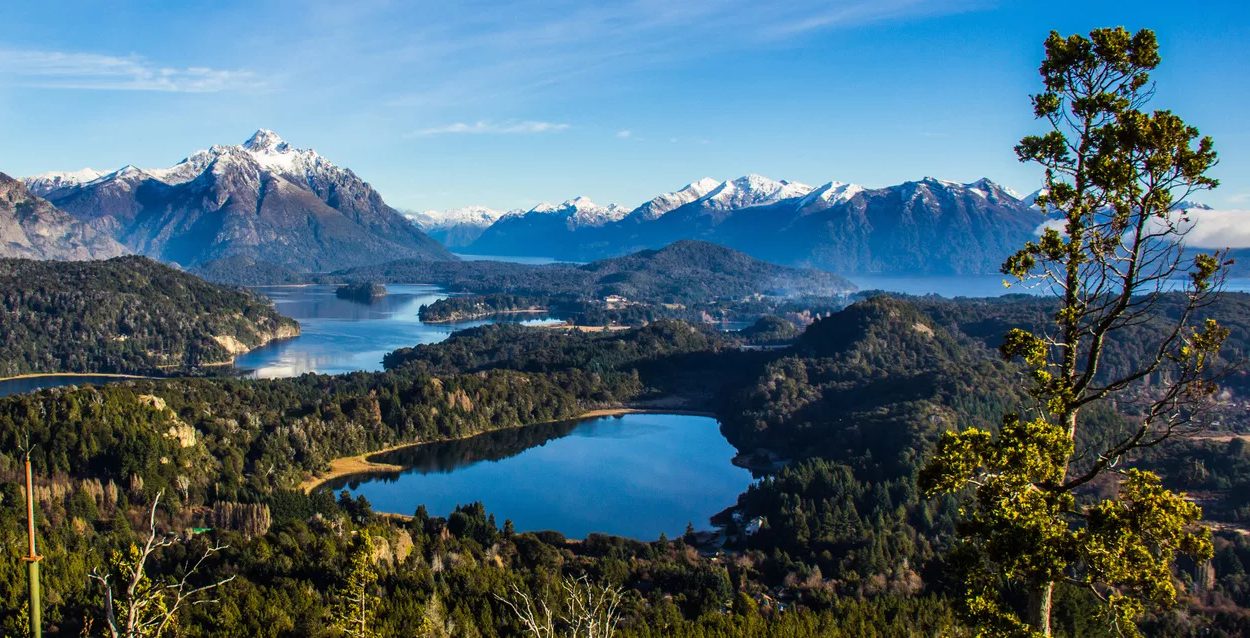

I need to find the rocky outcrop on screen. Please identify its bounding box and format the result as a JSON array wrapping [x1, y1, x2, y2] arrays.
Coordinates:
[[0, 172, 128, 260]]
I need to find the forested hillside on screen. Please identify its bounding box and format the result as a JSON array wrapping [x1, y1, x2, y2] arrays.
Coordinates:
[[0, 256, 299, 376], [1, 294, 1248, 635]]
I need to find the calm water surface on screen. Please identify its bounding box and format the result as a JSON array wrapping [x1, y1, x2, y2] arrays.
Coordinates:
[[234, 284, 556, 378], [326, 413, 754, 540], [0, 375, 142, 398]]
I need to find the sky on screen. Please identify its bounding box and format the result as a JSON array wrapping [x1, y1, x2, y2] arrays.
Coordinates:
[[1, 0, 1248, 213]]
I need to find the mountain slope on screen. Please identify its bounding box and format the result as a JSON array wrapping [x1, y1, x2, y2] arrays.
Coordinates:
[[466, 175, 1043, 274], [333, 239, 854, 301], [468, 196, 630, 257], [407, 206, 509, 248], [0, 172, 128, 260], [0, 256, 299, 375], [34, 130, 452, 270]]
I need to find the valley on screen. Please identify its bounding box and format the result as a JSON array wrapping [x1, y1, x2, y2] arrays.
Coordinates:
[[2, 18, 1248, 634]]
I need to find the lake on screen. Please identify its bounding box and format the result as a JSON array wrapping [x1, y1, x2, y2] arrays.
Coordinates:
[[234, 284, 556, 378], [325, 413, 754, 540], [0, 375, 146, 398]]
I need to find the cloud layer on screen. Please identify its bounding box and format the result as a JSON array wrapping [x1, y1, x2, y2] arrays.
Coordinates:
[[1176, 208, 1250, 249], [1035, 208, 1250, 249], [410, 120, 570, 136], [0, 49, 261, 92]]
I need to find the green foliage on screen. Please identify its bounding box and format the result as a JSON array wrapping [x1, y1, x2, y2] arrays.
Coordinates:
[[330, 533, 380, 637], [923, 26, 1230, 636], [0, 256, 297, 376]]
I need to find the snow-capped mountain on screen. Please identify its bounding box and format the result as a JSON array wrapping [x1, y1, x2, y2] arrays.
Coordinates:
[[407, 206, 510, 248], [467, 175, 1044, 274], [23, 168, 107, 197], [1172, 200, 1213, 211], [524, 196, 629, 228], [1, 172, 127, 260], [410, 206, 507, 229], [797, 181, 865, 210], [30, 130, 451, 270], [629, 178, 722, 221], [699, 174, 813, 211]]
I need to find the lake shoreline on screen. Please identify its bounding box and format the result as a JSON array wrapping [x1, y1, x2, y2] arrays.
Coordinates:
[[418, 308, 550, 324], [0, 372, 154, 383], [299, 405, 717, 493]]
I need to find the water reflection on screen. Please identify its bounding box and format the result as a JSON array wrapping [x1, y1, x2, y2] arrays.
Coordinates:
[[234, 284, 556, 378], [326, 413, 754, 540]]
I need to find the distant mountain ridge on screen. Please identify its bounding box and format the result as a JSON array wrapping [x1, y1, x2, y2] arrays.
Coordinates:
[[0, 172, 128, 260], [329, 239, 856, 301], [464, 174, 1045, 274], [26, 130, 452, 271], [407, 206, 511, 248]]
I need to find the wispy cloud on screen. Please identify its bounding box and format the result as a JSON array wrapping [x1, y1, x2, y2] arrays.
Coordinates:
[[371, 0, 987, 110], [764, 0, 989, 37], [0, 48, 262, 92], [409, 120, 570, 136], [1037, 208, 1250, 249], [615, 129, 633, 139]]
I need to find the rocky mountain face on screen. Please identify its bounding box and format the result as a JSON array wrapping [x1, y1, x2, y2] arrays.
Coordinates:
[[30, 130, 452, 271], [467, 175, 1044, 275], [0, 172, 128, 260]]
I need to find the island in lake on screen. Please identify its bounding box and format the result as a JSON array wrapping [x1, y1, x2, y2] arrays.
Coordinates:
[[335, 281, 388, 303]]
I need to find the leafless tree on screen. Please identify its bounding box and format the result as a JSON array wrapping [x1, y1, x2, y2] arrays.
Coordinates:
[[88, 491, 234, 638], [497, 574, 624, 638]]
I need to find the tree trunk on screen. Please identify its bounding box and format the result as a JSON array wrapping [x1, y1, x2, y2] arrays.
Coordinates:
[[1028, 581, 1054, 636]]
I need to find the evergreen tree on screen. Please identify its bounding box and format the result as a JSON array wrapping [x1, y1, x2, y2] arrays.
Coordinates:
[[922, 27, 1228, 637], [331, 533, 380, 638]]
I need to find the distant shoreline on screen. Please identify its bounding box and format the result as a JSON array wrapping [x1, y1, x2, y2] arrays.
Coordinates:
[[419, 308, 549, 324], [298, 406, 716, 493], [0, 372, 154, 383]]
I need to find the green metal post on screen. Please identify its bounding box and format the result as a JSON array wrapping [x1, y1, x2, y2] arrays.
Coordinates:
[[23, 452, 43, 638]]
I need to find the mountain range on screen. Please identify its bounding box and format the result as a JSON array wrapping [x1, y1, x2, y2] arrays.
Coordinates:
[[25, 130, 451, 271], [0, 172, 127, 260], [426, 174, 1046, 274]]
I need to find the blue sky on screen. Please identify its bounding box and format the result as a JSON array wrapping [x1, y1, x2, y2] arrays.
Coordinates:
[[1, 0, 1247, 212]]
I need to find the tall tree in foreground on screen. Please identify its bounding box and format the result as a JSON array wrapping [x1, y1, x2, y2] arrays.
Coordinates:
[[330, 533, 380, 638], [921, 27, 1230, 637], [89, 492, 234, 638]]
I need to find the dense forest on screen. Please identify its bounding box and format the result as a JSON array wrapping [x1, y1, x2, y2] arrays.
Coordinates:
[[0, 257, 299, 376], [1, 295, 1249, 635]]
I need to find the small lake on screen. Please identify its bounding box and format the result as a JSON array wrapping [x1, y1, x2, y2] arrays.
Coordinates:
[[234, 284, 556, 378], [325, 413, 754, 540]]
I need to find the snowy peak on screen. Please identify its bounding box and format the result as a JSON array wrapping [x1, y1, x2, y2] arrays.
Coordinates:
[[797, 181, 865, 210], [631, 177, 722, 220], [516, 196, 628, 228], [408, 206, 506, 230], [102, 165, 153, 182], [243, 129, 289, 153], [902, 176, 1023, 205], [1172, 200, 1213, 211], [700, 174, 813, 210], [22, 168, 106, 196]]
